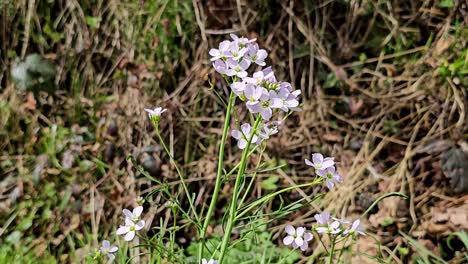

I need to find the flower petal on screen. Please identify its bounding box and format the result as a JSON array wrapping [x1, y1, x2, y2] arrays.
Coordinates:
[[123, 209, 133, 219], [296, 227, 305, 236], [312, 153, 323, 164], [125, 231, 135, 241], [133, 206, 143, 217], [294, 236, 304, 247], [135, 220, 145, 230], [285, 225, 295, 235], [304, 232, 313, 242], [116, 225, 129, 235], [102, 240, 110, 248], [283, 235, 294, 245], [109, 246, 118, 253]]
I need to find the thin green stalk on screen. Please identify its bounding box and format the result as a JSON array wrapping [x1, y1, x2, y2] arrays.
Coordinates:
[[155, 127, 199, 222], [236, 179, 322, 220], [198, 92, 235, 260], [337, 236, 350, 263], [329, 236, 336, 264], [238, 146, 265, 208], [218, 116, 262, 263]]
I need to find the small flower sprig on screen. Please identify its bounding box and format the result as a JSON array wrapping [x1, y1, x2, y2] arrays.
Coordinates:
[[116, 206, 145, 241], [305, 153, 343, 189], [90, 240, 118, 262]]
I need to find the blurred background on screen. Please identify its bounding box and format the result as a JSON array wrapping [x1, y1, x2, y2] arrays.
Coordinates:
[[0, 0, 467, 263]]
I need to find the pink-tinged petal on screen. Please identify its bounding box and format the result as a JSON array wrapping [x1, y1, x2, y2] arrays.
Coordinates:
[[123, 209, 133, 219], [352, 220, 360, 230], [107, 253, 116, 260], [257, 50, 267, 60], [316, 169, 327, 177], [304, 232, 313, 242], [312, 153, 323, 164], [326, 179, 334, 189], [305, 159, 314, 167], [327, 166, 336, 174], [133, 206, 143, 217], [241, 123, 251, 135], [236, 71, 247, 78], [209, 49, 219, 56], [294, 236, 304, 247], [296, 227, 305, 236], [135, 220, 145, 230], [300, 241, 308, 251], [219, 40, 231, 51], [331, 221, 340, 229], [316, 227, 328, 234], [285, 225, 295, 235], [109, 246, 118, 253], [291, 241, 299, 249], [283, 235, 294, 245], [260, 108, 272, 120], [237, 139, 247, 149], [232, 130, 242, 139], [322, 158, 335, 169], [102, 240, 110, 248], [125, 217, 133, 226], [124, 231, 135, 241], [116, 225, 129, 235]]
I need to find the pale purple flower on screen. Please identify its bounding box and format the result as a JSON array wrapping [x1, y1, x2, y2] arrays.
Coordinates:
[[226, 59, 250, 78], [316, 220, 341, 235], [144, 107, 167, 119], [244, 70, 266, 85], [283, 225, 313, 251], [258, 122, 279, 140], [232, 123, 259, 149], [202, 259, 218, 264], [209, 40, 231, 61], [227, 41, 248, 61], [304, 153, 335, 170], [99, 240, 118, 261], [256, 91, 277, 120], [343, 219, 366, 236], [246, 43, 267, 66], [213, 59, 228, 75], [230, 33, 256, 46], [314, 211, 331, 225], [261, 67, 277, 83], [332, 217, 350, 225], [116, 206, 145, 241], [270, 87, 301, 112], [244, 85, 266, 112], [231, 81, 246, 96], [317, 166, 342, 189]]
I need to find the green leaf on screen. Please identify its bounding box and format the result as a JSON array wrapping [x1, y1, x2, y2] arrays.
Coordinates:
[[261, 176, 279, 190], [448, 231, 468, 250], [438, 0, 454, 8], [85, 16, 101, 29]]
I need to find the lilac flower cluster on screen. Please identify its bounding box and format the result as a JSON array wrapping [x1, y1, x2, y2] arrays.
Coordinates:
[[116, 206, 146, 241], [305, 153, 342, 189], [231, 121, 280, 149], [283, 212, 365, 252], [210, 34, 301, 149], [313, 211, 365, 237]]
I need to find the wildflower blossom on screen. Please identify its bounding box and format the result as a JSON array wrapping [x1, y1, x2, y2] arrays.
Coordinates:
[[305, 153, 335, 170], [227, 42, 248, 61], [213, 60, 229, 75], [202, 258, 218, 264], [144, 107, 167, 119], [116, 206, 145, 241], [316, 220, 341, 235], [230, 33, 256, 45], [343, 219, 366, 236], [231, 81, 246, 97], [246, 43, 267, 66], [317, 166, 342, 189], [283, 225, 313, 251], [209, 40, 231, 61], [99, 240, 118, 261], [314, 211, 331, 225], [258, 122, 279, 140], [232, 123, 259, 149], [226, 59, 250, 78]]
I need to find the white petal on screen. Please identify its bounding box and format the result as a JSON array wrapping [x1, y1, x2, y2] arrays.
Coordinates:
[[294, 236, 304, 247], [102, 240, 110, 248], [304, 232, 313, 241], [135, 220, 145, 230], [231, 130, 242, 139], [116, 225, 129, 235], [300, 241, 308, 251], [322, 158, 335, 168], [237, 139, 247, 149], [123, 209, 133, 219], [109, 246, 118, 253], [125, 217, 134, 226], [283, 235, 294, 245], [296, 227, 305, 236], [312, 153, 323, 164], [133, 206, 143, 217], [285, 225, 295, 235], [125, 231, 135, 241], [305, 159, 314, 167], [107, 253, 115, 260]]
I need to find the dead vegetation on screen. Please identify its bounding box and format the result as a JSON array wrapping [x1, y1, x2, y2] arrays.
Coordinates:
[[0, 0, 467, 262]]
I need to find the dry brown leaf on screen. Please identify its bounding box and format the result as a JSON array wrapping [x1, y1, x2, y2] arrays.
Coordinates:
[[434, 35, 455, 56]]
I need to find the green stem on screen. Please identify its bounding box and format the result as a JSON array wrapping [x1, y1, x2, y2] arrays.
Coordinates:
[[218, 116, 262, 263], [329, 236, 336, 264], [198, 92, 235, 260], [237, 145, 265, 208], [155, 127, 199, 222], [337, 235, 350, 263]]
